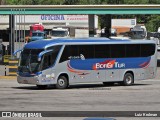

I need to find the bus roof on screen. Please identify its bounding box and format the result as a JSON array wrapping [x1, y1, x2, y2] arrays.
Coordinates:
[[24, 38, 156, 49]]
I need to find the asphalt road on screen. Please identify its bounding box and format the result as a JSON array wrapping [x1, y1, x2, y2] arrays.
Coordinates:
[[0, 68, 160, 120]]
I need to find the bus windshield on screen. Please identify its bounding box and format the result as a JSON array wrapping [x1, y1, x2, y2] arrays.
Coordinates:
[[130, 31, 146, 39], [18, 49, 44, 74], [18, 45, 62, 74], [51, 30, 68, 37], [32, 33, 43, 37]]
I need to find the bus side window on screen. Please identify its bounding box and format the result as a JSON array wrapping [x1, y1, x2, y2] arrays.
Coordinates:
[[59, 45, 79, 63], [110, 44, 125, 58], [78, 45, 94, 59], [42, 51, 56, 70], [126, 44, 141, 57], [59, 46, 70, 63], [42, 53, 52, 70], [140, 44, 155, 57], [94, 45, 110, 58]]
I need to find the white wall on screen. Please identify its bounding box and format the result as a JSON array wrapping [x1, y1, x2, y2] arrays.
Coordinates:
[[75, 29, 89, 38], [0, 15, 98, 30], [112, 19, 136, 28]]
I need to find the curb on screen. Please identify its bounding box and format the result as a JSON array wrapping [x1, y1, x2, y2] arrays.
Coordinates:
[[0, 76, 17, 79]]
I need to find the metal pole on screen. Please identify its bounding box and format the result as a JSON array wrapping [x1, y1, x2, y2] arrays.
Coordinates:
[[15, 9, 17, 55], [18, 9, 21, 51], [12, 9, 15, 58], [89, 14, 95, 37], [11, 9, 12, 57], [24, 9, 25, 44], [5, 64, 6, 76], [21, 9, 23, 44]]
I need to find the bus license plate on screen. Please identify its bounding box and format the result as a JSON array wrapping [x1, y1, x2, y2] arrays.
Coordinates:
[[23, 80, 28, 84]]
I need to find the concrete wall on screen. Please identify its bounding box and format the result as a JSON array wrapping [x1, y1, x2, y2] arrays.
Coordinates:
[[112, 19, 136, 35], [0, 15, 98, 30]]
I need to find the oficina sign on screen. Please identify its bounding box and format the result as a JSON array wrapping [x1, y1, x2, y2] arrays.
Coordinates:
[[41, 15, 88, 21], [41, 15, 65, 20]]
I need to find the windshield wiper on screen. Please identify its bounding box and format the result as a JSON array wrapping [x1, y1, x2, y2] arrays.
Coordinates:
[[22, 54, 32, 73], [28, 54, 32, 73]]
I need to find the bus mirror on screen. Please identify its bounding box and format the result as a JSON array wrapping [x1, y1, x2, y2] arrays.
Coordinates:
[[38, 57, 41, 61], [13, 49, 23, 56]]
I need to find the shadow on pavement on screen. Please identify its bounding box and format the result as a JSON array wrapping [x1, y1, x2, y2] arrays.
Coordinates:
[[132, 83, 151, 86], [157, 60, 160, 67], [69, 83, 150, 89], [12, 84, 108, 90], [12, 83, 151, 90], [12, 86, 55, 90]]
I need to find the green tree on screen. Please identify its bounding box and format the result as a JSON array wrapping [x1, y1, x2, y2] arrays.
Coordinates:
[[124, 0, 148, 4], [38, 0, 64, 5], [146, 15, 160, 32], [63, 0, 79, 5], [148, 0, 160, 4], [4, 0, 64, 5]]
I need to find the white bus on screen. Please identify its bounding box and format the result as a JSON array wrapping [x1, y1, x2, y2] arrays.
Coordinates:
[[17, 38, 157, 89], [50, 27, 69, 39], [130, 25, 147, 40]]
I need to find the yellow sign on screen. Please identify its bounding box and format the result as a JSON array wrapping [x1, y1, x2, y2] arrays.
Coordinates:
[[3, 55, 11, 63]]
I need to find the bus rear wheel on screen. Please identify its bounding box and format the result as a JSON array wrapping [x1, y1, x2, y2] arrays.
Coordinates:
[[122, 73, 134, 86], [56, 76, 68, 89]]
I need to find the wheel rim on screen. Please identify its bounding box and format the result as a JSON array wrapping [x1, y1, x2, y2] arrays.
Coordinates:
[[58, 79, 65, 87], [126, 76, 132, 84]]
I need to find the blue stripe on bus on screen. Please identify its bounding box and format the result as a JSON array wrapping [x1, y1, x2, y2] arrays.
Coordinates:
[[69, 57, 151, 70]]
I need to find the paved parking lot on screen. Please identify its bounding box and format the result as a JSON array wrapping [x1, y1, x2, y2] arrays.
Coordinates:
[[0, 67, 160, 120]]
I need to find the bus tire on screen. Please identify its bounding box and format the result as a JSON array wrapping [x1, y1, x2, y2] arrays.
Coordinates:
[[122, 73, 134, 86], [56, 76, 68, 89], [37, 85, 48, 89]]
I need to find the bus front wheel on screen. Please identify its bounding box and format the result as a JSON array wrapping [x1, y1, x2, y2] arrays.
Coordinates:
[[122, 73, 134, 86], [56, 76, 68, 89]]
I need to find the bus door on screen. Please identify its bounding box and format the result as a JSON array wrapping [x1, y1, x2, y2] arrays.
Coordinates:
[[40, 51, 55, 83], [40, 46, 62, 83]]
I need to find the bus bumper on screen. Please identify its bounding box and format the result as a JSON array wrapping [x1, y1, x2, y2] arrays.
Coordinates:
[[17, 75, 40, 85], [17, 74, 56, 85]]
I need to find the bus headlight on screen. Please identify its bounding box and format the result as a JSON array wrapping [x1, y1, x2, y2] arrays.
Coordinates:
[[51, 73, 55, 78]]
